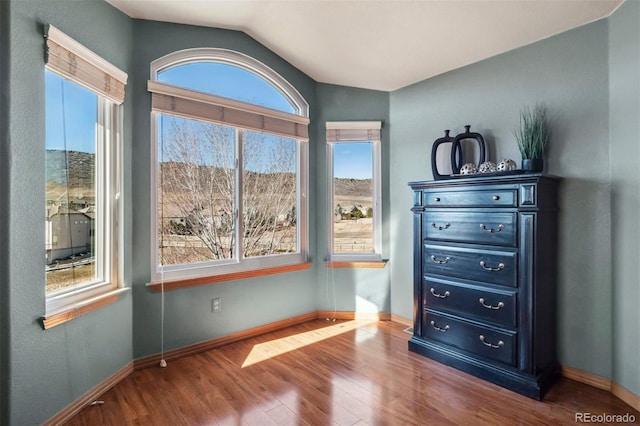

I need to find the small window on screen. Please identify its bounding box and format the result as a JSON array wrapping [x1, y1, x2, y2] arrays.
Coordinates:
[[327, 122, 382, 261], [149, 48, 309, 282], [44, 25, 126, 315]]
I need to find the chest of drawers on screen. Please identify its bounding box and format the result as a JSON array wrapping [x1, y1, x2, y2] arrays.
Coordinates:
[[408, 174, 560, 399]]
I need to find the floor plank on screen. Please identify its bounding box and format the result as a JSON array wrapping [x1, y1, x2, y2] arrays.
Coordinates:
[[65, 320, 639, 425]]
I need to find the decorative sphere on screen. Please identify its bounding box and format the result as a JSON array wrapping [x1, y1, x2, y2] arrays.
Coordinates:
[[460, 162, 478, 175], [497, 159, 517, 172], [478, 161, 497, 173]]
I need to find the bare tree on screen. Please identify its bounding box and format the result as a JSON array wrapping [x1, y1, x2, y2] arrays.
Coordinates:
[[158, 117, 297, 266]]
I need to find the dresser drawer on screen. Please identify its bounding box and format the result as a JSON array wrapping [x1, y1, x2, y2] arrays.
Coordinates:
[[424, 189, 517, 207], [423, 211, 517, 247], [423, 311, 517, 366], [423, 278, 517, 327], [424, 244, 517, 287]]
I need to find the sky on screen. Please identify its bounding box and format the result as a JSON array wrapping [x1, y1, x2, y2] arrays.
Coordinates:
[[45, 70, 97, 153], [46, 62, 374, 180], [333, 142, 373, 180]]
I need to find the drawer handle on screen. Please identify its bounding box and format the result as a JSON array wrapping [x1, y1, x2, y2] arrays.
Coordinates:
[[479, 335, 504, 349], [430, 255, 451, 265], [479, 223, 504, 233], [430, 288, 450, 298], [430, 321, 450, 332], [434, 197, 441, 202], [431, 222, 451, 230], [479, 261, 505, 272], [479, 298, 505, 310], [492, 195, 500, 201]]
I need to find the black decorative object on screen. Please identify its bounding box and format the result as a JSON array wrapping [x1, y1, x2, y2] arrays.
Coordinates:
[[430, 126, 487, 179], [430, 130, 456, 180], [451, 125, 486, 174]]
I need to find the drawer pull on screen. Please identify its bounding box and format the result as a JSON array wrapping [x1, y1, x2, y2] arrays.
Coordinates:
[[479, 261, 505, 272], [431, 222, 451, 230], [479, 223, 504, 233], [492, 195, 500, 201], [479, 335, 504, 349], [430, 288, 451, 298], [430, 255, 451, 265], [434, 197, 441, 202], [479, 298, 505, 310], [430, 321, 450, 332]]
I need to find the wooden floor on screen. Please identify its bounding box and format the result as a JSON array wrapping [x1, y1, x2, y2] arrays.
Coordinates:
[[66, 319, 639, 425]]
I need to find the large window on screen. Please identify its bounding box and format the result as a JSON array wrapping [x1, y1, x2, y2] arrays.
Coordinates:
[[327, 122, 382, 261], [149, 49, 309, 282], [44, 25, 126, 315]]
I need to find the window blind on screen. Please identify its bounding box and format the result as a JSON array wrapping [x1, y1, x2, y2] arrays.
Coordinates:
[[326, 121, 382, 142], [148, 80, 310, 142], [45, 25, 128, 105]]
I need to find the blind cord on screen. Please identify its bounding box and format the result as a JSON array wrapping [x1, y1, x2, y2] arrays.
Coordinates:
[[159, 113, 167, 368]]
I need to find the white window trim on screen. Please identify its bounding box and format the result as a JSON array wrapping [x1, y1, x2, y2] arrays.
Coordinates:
[[326, 121, 382, 262], [150, 48, 308, 117], [46, 97, 122, 315], [44, 26, 126, 315], [149, 49, 309, 283]]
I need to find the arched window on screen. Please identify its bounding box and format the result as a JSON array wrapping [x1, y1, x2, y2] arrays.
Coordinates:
[[148, 48, 309, 282]]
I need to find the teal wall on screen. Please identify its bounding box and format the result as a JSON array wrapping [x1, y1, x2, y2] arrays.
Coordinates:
[[609, 0, 640, 399], [0, 1, 10, 423], [4, 1, 133, 424], [130, 20, 321, 359], [314, 84, 391, 314]]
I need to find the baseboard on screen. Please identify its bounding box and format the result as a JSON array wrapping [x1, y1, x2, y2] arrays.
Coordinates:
[[43, 361, 134, 426], [561, 365, 612, 391], [134, 311, 320, 370], [317, 310, 391, 322], [390, 314, 413, 328], [561, 365, 640, 411], [612, 382, 640, 412]]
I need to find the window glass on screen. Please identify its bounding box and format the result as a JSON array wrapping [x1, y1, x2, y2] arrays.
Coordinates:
[[158, 115, 236, 266], [332, 142, 375, 255], [242, 132, 298, 257], [159, 62, 295, 113], [45, 70, 98, 294]]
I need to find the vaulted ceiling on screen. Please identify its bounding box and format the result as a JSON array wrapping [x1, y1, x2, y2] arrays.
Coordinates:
[[107, 0, 623, 91]]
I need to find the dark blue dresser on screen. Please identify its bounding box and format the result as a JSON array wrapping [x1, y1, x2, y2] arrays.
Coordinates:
[[408, 174, 560, 399]]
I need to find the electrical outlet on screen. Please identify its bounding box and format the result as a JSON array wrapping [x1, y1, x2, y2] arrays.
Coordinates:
[[212, 297, 221, 312]]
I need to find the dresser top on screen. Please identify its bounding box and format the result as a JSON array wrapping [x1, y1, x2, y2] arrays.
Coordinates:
[[409, 172, 561, 189]]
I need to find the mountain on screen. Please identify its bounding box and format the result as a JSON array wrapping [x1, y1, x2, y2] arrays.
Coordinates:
[[46, 150, 94, 188]]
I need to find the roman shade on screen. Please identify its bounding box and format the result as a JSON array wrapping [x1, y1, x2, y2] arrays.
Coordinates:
[[45, 25, 128, 105], [148, 80, 310, 141], [326, 121, 382, 142]]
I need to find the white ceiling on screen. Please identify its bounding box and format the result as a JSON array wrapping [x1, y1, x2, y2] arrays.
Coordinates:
[[107, 0, 623, 92]]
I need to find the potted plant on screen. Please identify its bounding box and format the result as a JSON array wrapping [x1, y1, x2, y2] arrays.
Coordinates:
[[514, 103, 549, 172]]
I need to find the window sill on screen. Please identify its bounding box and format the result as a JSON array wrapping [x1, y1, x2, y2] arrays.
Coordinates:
[[147, 262, 312, 292], [40, 287, 130, 330], [325, 260, 387, 269]]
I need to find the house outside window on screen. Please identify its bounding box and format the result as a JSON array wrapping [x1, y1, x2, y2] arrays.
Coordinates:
[[326, 121, 382, 262], [149, 48, 309, 282]]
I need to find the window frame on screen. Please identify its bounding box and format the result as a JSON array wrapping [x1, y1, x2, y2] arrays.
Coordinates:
[[44, 26, 126, 316], [326, 121, 382, 262], [149, 48, 309, 283]]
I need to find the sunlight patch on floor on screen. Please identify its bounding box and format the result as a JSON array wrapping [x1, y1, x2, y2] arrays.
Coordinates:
[[241, 319, 377, 368]]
